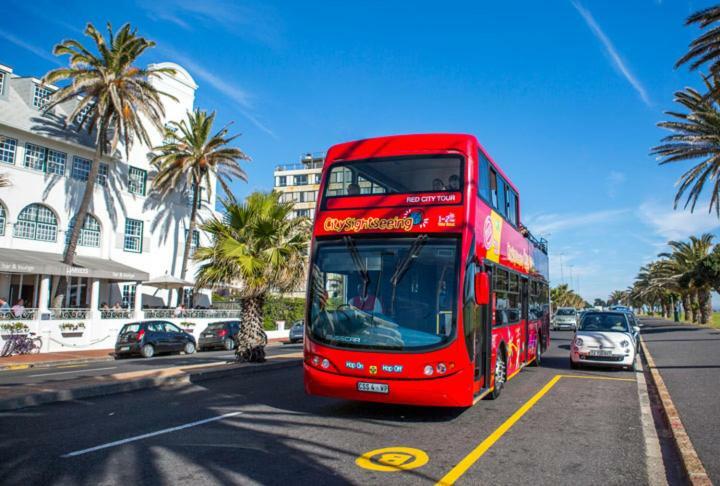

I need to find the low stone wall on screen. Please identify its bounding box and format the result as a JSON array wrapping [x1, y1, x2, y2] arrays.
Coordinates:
[[1, 317, 289, 353]]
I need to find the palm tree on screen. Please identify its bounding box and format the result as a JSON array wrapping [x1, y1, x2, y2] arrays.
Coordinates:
[[151, 109, 249, 284], [651, 80, 720, 215], [676, 6, 720, 91], [194, 192, 309, 361], [44, 22, 174, 303]]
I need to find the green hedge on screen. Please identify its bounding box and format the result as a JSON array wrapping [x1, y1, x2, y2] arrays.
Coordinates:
[[263, 296, 305, 330]]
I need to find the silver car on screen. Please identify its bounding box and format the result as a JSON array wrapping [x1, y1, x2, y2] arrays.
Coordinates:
[[552, 307, 578, 330], [288, 320, 304, 344]]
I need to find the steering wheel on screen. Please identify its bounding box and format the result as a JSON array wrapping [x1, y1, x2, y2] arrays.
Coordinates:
[[335, 304, 354, 326]]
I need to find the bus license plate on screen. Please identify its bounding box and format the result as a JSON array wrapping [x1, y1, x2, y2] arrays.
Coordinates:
[[357, 382, 389, 394], [589, 349, 612, 357]]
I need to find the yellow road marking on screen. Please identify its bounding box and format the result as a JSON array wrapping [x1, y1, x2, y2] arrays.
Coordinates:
[[436, 373, 636, 485], [356, 447, 429, 472], [5, 364, 30, 371]]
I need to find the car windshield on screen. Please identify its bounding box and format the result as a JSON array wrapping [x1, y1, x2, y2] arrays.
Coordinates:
[[579, 313, 629, 333], [557, 309, 575, 316], [324, 156, 464, 197], [120, 323, 140, 334], [308, 236, 459, 351], [207, 322, 229, 330]]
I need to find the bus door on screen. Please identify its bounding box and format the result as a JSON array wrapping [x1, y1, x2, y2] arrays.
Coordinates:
[[521, 277, 529, 363], [465, 260, 490, 392]]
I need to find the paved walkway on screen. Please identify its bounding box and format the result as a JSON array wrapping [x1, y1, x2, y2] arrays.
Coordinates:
[[640, 317, 720, 484], [0, 349, 114, 368]]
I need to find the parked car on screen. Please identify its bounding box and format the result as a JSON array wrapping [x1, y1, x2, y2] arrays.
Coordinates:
[[552, 307, 578, 330], [288, 320, 304, 344], [115, 321, 196, 359], [570, 311, 639, 371], [198, 321, 240, 351]]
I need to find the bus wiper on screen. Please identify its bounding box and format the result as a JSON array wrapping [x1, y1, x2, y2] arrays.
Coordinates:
[[389, 234, 428, 313], [343, 236, 370, 298]]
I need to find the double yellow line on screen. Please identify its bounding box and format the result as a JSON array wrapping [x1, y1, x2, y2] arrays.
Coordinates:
[[436, 373, 636, 485]]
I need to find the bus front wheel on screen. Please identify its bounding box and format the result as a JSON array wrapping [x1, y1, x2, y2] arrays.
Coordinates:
[[489, 350, 506, 400], [530, 335, 541, 367]]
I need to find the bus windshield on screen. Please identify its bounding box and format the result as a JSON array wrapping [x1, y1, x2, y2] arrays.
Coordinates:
[[324, 155, 463, 197], [308, 237, 459, 351]]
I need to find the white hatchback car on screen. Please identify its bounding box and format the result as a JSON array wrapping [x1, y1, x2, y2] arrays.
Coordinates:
[[570, 311, 639, 371]]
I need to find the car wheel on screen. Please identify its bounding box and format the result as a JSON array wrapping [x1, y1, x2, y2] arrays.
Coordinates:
[[140, 344, 155, 359], [489, 351, 506, 400], [223, 338, 235, 351], [184, 342, 196, 355]]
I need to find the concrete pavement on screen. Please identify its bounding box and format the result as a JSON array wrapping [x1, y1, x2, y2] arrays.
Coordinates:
[[640, 317, 720, 484], [0, 331, 659, 485]]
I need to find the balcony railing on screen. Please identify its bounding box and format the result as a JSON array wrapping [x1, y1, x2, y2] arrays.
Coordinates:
[[100, 309, 133, 319], [0, 308, 37, 320], [143, 309, 242, 319], [49, 308, 89, 320]]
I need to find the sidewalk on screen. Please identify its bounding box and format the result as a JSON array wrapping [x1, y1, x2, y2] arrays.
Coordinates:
[[640, 317, 720, 484], [0, 349, 114, 370], [0, 337, 290, 371]]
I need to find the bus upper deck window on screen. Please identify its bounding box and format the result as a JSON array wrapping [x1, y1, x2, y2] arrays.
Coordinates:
[[478, 152, 490, 201], [489, 169, 499, 209]]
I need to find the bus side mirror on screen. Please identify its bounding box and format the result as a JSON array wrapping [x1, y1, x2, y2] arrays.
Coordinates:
[[474, 271, 490, 305]]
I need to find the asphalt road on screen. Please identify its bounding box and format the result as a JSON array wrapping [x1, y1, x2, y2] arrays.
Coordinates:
[[640, 317, 720, 484], [0, 331, 650, 485], [0, 343, 303, 385]]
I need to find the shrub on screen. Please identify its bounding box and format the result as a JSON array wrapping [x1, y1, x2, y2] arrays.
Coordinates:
[[59, 322, 86, 331], [263, 296, 305, 330]]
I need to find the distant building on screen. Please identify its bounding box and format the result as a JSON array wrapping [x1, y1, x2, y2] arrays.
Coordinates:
[[273, 152, 324, 219]]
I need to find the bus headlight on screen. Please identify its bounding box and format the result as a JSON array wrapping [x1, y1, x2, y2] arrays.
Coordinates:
[[423, 365, 434, 376], [436, 363, 447, 374], [312, 355, 320, 366], [321, 358, 330, 369]]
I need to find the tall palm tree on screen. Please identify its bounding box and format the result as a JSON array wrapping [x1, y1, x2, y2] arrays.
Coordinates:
[[151, 109, 249, 283], [44, 22, 174, 303], [676, 6, 720, 92], [651, 80, 720, 215], [194, 192, 309, 361]]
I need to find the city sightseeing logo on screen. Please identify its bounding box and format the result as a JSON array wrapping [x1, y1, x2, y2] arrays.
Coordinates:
[[403, 208, 429, 228], [323, 216, 415, 233], [483, 216, 494, 250]]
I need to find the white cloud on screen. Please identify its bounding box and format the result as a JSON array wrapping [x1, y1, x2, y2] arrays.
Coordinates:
[[639, 201, 720, 241], [0, 28, 61, 65], [159, 47, 276, 138], [524, 208, 630, 235], [571, 1, 651, 106]]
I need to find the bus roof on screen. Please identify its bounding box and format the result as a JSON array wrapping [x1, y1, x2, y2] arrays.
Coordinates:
[[325, 133, 520, 194]]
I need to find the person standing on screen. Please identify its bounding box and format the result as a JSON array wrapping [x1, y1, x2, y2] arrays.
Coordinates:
[[11, 299, 26, 318]]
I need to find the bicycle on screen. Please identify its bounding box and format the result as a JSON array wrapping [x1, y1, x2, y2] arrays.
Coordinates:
[[1, 331, 42, 356]]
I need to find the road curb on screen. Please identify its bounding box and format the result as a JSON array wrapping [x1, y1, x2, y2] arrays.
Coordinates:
[[0, 355, 114, 372], [0, 358, 301, 412], [639, 337, 711, 486]]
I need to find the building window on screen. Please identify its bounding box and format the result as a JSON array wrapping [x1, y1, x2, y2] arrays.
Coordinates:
[[294, 174, 308, 186], [312, 173, 321, 184], [46, 149, 67, 175], [187, 229, 200, 256], [276, 175, 286, 187], [72, 156, 108, 186], [183, 288, 194, 307], [23, 143, 46, 171], [0, 204, 5, 236], [128, 166, 147, 195], [67, 214, 101, 248], [295, 209, 311, 218], [122, 284, 136, 309], [0, 136, 16, 164], [0, 72, 5, 95], [14, 203, 58, 242], [76, 102, 93, 125], [124, 218, 143, 253], [32, 84, 52, 109], [188, 183, 205, 208]]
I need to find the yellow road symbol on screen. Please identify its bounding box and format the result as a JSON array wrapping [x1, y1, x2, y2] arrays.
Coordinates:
[[355, 446, 429, 472]]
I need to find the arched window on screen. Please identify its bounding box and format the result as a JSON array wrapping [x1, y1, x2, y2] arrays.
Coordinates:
[[67, 214, 101, 247], [14, 204, 58, 241], [0, 203, 6, 236]]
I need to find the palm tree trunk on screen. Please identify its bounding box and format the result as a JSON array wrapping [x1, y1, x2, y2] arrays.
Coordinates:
[[54, 122, 105, 305], [682, 294, 691, 321], [698, 289, 711, 325], [236, 294, 267, 362], [692, 290, 700, 323]]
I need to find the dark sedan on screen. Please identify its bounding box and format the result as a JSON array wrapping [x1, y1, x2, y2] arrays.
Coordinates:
[[198, 321, 240, 351], [115, 321, 196, 358]]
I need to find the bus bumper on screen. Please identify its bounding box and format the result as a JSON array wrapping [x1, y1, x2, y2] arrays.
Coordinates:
[[304, 364, 474, 407]]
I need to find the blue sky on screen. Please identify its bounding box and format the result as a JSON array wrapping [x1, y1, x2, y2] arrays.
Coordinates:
[[3, 0, 720, 301]]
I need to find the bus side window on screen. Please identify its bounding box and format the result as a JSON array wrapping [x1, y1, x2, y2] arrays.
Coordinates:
[[497, 176, 507, 218], [478, 151, 490, 201], [489, 169, 499, 209], [508, 190, 518, 226]]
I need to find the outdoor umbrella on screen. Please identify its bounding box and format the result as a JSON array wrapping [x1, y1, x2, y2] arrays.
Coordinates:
[[142, 274, 194, 290]]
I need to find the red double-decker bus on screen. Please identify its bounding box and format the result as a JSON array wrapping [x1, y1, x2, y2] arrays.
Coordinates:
[[303, 134, 549, 407]]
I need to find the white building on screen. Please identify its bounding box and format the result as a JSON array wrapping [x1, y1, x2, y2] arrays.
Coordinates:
[[0, 60, 243, 351], [273, 152, 324, 219]]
